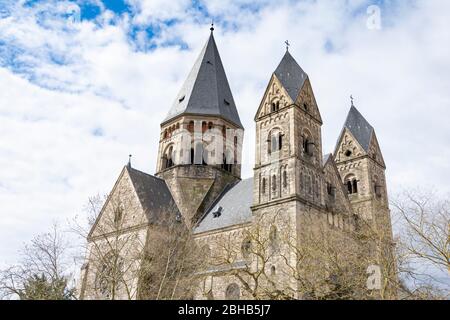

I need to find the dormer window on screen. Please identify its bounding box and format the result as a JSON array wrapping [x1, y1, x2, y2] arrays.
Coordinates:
[[213, 207, 223, 218]]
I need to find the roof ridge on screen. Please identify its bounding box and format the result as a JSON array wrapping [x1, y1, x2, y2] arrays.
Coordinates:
[[126, 166, 166, 182]]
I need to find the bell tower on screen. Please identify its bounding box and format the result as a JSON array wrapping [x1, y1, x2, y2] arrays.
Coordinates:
[[252, 50, 324, 209], [334, 103, 397, 298], [156, 28, 244, 227], [334, 103, 390, 226]]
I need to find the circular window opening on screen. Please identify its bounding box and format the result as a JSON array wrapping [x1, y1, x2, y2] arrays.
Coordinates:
[[345, 150, 352, 157]]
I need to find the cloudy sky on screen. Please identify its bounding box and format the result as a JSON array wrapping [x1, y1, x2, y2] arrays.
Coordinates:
[[0, 0, 449, 267]]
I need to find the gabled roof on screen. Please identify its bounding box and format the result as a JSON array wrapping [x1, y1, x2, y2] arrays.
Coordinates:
[[274, 50, 308, 102], [194, 178, 253, 234], [343, 106, 374, 152], [323, 153, 332, 166], [163, 32, 243, 128], [126, 166, 180, 223]]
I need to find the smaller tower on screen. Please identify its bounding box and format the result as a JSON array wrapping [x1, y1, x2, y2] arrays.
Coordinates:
[[334, 102, 396, 297], [334, 103, 389, 225]]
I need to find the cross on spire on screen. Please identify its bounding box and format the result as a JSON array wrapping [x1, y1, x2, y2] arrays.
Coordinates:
[[285, 40, 290, 51], [128, 154, 132, 168]]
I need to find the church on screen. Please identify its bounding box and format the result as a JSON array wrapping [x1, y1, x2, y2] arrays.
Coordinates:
[[78, 26, 394, 300]]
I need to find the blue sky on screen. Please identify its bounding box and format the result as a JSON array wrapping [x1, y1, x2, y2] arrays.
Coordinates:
[[0, 0, 449, 290]]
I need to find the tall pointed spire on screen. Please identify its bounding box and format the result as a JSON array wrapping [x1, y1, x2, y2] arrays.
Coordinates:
[[274, 50, 308, 102], [344, 105, 374, 151], [163, 30, 243, 128]]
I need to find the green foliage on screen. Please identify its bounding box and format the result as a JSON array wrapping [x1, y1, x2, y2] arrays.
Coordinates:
[[20, 273, 75, 300]]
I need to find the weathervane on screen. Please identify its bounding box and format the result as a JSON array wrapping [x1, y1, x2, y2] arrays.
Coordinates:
[[285, 40, 290, 51]]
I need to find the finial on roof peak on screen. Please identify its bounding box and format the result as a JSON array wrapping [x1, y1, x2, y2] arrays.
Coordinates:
[[128, 154, 132, 168], [350, 95, 355, 107], [285, 40, 290, 51], [210, 21, 214, 33]]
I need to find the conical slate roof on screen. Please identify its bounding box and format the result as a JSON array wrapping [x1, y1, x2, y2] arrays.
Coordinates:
[[163, 32, 243, 128], [274, 50, 308, 102], [344, 106, 374, 151]]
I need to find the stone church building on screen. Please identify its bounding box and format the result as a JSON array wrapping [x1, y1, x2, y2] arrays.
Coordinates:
[[79, 28, 394, 300]]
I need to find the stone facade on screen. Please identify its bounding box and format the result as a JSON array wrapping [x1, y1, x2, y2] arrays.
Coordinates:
[[80, 32, 395, 300]]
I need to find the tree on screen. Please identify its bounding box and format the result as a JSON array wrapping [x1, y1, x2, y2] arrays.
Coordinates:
[[391, 189, 450, 299], [137, 203, 204, 300], [201, 210, 400, 300], [74, 193, 204, 300], [0, 223, 76, 300]]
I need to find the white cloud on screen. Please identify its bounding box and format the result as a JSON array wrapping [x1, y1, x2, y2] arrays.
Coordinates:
[[0, 0, 449, 277]]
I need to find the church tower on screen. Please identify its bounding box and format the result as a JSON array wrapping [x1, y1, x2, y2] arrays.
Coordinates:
[[334, 103, 397, 297], [333, 104, 390, 230], [156, 28, 244, 226], [252, 49, 324, 210]]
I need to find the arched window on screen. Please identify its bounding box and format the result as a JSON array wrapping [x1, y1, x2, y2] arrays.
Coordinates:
[[268, 130, 283, 154], [208, 122, 213, 130], [302, 135, 314, 156], [188, 121, 194, 133], [262, 178, 266, 194], [271, 100, 280, 113], [163, 130, 168, 139], [194, 143, 205, 165], [269, 226, 279, 252], [271, 265, 276, 276], [221, 152, 232, 172], [163, 145, 175, 169], [373, 176, 383, 197], [202, 121, 207, 133], [345, 175, 358, 195], [167, 145, 174, 167], [347, 181, 353, 194], [241, 238, 252, 258], [283, 170, 288, 188], [272, 175, 277, 192], [307, 175, 312, 194], [327, 182, 336, 199], [225, 283, 240, 300], [352, 180, 358, 194], [300, 172, 304, 191], [190, 148, 195, 165]]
